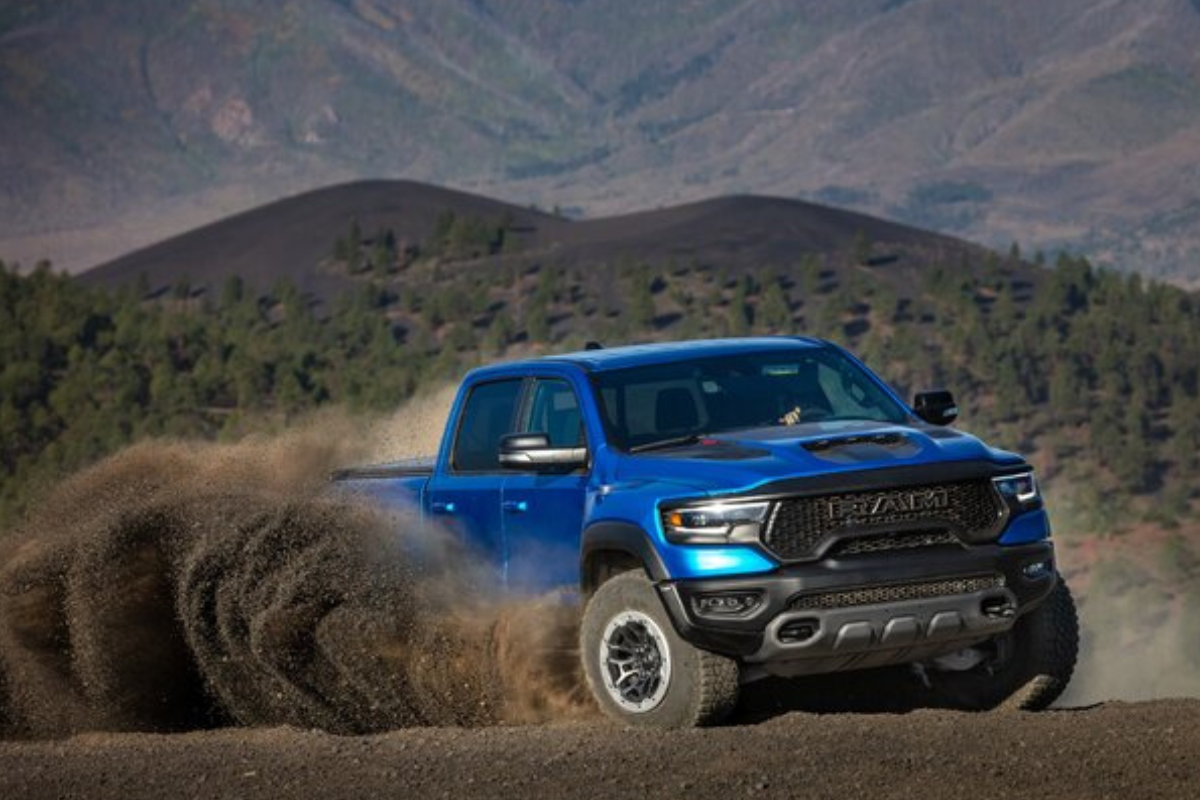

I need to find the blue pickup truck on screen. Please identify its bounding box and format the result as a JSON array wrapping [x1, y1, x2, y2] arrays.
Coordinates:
[[334, 337, 1078, 726]]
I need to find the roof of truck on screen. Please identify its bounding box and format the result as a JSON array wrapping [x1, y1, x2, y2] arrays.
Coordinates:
[[511, 336, 829, 373]]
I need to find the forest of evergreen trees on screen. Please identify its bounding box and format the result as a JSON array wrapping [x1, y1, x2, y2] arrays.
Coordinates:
[[3, 242, 1200, 533]]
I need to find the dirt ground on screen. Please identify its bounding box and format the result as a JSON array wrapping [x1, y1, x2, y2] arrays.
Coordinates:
[[2, 701, 1199, 800]]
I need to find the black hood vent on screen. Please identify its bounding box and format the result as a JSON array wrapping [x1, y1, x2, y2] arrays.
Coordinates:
[[803, 433, 908, 453]]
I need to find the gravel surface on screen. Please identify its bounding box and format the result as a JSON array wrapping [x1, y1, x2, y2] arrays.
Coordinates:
[[3, 701, 1199, 800]]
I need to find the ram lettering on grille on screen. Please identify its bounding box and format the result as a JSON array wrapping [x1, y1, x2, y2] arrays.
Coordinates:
[[825, 488, 949, 521]]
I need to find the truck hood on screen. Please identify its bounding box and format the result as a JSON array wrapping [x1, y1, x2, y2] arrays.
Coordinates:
[[610, 420, 1023, 496]]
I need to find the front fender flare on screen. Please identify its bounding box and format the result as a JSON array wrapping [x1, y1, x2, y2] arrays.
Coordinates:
[[580, 521, 669, 592]]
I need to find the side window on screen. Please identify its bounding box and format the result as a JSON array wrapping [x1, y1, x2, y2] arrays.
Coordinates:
[[522, 379, 585, 448], [452, 380, 523, 472]]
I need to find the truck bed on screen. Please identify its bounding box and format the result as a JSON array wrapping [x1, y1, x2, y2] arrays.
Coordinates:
[[329, 456, 435, 482]]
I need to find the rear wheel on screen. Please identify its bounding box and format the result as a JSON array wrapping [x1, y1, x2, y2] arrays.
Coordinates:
[[580, 571, 739, 727], [922, 576, 1079, 710]]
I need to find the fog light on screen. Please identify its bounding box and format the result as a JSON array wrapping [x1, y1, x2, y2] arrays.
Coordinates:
[[692, 591, 763, 617], [1023, 559, 1052, 578]]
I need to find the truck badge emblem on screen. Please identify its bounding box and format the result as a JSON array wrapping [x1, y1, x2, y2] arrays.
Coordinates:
[[826, 488, 949, 521]]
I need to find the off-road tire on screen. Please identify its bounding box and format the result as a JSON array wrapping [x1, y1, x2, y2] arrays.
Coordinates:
[[580, 571, 739, 727], [924, 576, 1079, 711]]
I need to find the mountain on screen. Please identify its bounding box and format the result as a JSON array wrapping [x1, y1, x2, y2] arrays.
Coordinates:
[[79, 181, 557, 300], [4, 0, 1200, 283], [78, 179, 990, 302]]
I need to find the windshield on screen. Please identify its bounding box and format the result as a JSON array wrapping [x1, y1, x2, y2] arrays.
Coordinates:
[[592, 347, 909, 451]]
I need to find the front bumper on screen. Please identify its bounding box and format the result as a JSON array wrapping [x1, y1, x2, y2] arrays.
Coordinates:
[[657, 541, 1056, 676]]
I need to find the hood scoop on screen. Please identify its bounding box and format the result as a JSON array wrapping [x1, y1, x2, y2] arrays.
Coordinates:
[[803, 432, 907, 452], [802, 432, 921, 463]]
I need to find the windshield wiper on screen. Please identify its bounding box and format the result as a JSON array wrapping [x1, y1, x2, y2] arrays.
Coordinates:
[[628, 434, 704, 454]]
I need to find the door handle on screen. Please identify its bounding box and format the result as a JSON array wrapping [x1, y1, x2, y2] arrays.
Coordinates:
[[430, 501, 456, 514], [501, 500, 529, 514]]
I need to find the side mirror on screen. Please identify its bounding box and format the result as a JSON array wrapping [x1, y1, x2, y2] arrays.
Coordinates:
[[913, 390, 958, 426], [499, 433, 588, 471]]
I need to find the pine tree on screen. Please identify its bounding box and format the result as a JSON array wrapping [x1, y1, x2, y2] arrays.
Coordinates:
[[220, 275, 245, 309], [851, 230, 871, 265], [1116, 400, 1155, 491], [798, 255, 821, 299], [371, 239, 393, 277], [629, 268, 656, 330], [729, 278, 751, 335], [526, 295, 550, 342], [1169, 391, 1200, 474], [759, 279, 791, 332]]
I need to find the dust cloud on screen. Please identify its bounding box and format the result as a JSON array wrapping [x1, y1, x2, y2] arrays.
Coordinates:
[[1060, 550, 1200, 704], [0, 392, 591, 739], [367, 383, 459, 464]]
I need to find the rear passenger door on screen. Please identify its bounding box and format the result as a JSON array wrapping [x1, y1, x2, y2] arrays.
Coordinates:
[[501, 377, 590, 593], [425, 379, 522, 570]]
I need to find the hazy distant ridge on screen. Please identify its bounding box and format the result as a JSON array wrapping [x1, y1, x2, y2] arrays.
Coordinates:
[[3, 0, 1200, 282]]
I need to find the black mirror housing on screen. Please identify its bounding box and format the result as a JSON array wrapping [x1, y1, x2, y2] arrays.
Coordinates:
[[913, 390, 958, 426], [499, 432, 588, 471]]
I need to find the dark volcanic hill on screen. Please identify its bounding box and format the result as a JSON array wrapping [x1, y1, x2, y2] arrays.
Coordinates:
[[3, 0, 1200, 283], [79, 180, 986, 302], [79, 181, 558, 300]]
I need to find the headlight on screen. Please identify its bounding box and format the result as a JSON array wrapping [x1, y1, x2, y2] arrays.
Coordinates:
[[993, 472, 1041, 510], [662, 501, 771, 544]]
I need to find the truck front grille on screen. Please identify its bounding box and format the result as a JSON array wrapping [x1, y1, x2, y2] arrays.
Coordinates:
[[763, 480, 1005, 561], [789, 574, 1005, 611]]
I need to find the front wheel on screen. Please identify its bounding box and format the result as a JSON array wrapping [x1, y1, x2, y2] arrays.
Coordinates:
[[580, 571, 739, 727], [922, 576, 1079, 710]]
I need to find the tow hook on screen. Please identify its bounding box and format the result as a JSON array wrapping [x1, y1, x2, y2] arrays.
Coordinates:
[[981, 595, 1016, 619]]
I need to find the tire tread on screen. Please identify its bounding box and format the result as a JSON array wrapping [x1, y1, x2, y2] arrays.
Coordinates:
[[691, 649, 741, 726], [581, 571, 739, 727], [1004, 579, 1079, 711]]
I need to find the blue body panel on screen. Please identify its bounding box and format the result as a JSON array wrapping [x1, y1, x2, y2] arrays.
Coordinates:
[[997, 508, 1051, 545], [333, 337, 1050, 593]]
